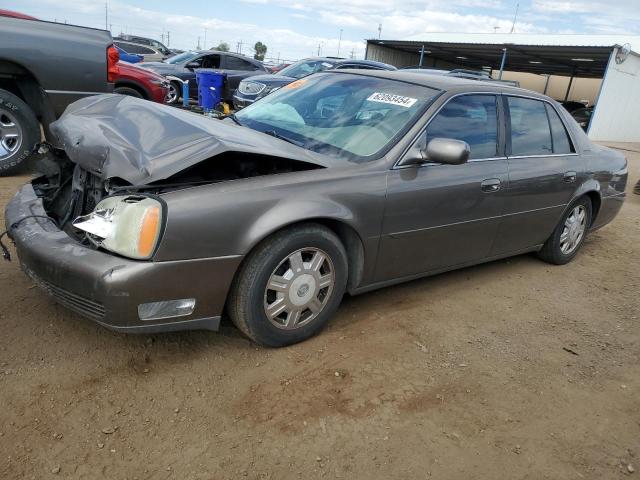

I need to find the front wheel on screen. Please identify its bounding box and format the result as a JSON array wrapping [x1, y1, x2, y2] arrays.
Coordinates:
[[537, 197, 592, 265], [228, 224, 348, 347]]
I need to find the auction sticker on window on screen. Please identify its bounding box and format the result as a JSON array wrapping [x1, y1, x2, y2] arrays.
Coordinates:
[[366, 92, 417, 108]]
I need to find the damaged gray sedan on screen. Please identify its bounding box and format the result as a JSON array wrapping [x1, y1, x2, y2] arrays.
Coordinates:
[[4, 71, 627, 346]]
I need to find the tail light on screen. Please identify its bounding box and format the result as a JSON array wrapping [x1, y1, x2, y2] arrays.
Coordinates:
[[107, 45, 120, 82]]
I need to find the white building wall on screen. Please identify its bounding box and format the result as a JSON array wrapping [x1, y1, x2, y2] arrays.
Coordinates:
[[589, 47, 640, 142]]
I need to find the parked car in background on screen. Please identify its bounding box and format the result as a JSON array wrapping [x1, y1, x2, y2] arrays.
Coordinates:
[[265, 63, 291, 73], [0, 15, 115, 173], [399, 68, 520, 87], [561, 100, 588, 113], [7, 71, 625, 346], [115, 45, 143, 63], [139, 50, 269, 104], [114, 34, 175, 56], [114, 62, 169, 103], [0, 8, 37, 19], [571, 106, 594, 131], [233, 57, 396, 109], [114, 40, 166, 62]]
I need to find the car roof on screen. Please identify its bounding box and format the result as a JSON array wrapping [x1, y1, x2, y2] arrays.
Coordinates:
[[334, 59, 396, 70], [327, 69, 548, 99]]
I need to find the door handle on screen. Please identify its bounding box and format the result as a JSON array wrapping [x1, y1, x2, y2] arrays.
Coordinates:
[[563, 171, 577, 183], [481, 178, 501, 193]]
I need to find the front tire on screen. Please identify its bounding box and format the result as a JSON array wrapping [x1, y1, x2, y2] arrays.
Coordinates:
[[228, 224, 348, 347], [0, 89, 39, 175], [538, 196, 592, 265]]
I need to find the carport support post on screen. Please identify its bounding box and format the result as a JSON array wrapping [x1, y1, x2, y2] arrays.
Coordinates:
[[419, 45, 425, 67], [498, 48, 508, 79], [564, 70, 575, 102]]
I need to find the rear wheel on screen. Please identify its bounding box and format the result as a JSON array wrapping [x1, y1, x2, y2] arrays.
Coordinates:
[[228, 224, 348, 347], [0, 89, 39, 175], [114, 86, 144, 98], [537, 196, 592, 265]]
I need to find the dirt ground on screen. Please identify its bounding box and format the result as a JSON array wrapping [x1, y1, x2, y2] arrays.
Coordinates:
[[1, 145, 639, 480]]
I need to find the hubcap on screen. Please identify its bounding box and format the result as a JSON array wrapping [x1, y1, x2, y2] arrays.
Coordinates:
[[264, 248, 335, 330], [560, 205, 587, 255], [166, 84, 178, 103], [0, 109, 22, 160]]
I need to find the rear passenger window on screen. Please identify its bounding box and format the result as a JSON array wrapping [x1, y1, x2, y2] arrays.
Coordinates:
[[426, 94, 498, 160], [545, 104, 574, 154], [507, 97, 552, 156]]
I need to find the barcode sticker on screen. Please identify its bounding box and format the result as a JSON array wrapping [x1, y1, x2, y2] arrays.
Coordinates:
[[366, 92, 417, 108]]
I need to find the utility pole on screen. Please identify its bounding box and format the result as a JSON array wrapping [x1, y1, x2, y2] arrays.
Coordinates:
[[350, 48, 355, 59], [104, 1, 108, 30], [167, 31, 170, 46], [510, 2, 519, 33], [317, 42, 323, 56], [204, 28, 207, 49], [493, 26, 500, 33], [378, 23, 382, 39], [236, 40, 243, 54], [197, 36, 201, 49], [337, 28, 343, 57]]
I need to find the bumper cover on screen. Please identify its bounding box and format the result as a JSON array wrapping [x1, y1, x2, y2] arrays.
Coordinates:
[[5, 183, 243, 333]]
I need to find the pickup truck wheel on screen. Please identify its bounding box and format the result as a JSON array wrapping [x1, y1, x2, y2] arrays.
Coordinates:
[[114, 86, 144, 98], [0, 89, 39, 175], [228, 224, 348, 347]]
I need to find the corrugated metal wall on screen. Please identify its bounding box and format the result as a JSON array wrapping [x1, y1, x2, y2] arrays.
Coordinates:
[[589, 48, 640, 142], [365, 43, 461, 69]]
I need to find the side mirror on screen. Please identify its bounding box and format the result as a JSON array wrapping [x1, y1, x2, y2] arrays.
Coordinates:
[[186, 62, 199, 69], [424, 138, 470, 165]]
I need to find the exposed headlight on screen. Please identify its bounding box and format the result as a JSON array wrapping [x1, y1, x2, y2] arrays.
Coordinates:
[[239, 81, 266, 95], [73, 196, 164, 260]]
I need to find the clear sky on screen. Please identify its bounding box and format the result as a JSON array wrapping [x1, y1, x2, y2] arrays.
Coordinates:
[[6, 0, 640, 62]]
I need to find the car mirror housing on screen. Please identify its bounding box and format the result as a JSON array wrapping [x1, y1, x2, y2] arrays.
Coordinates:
[[186, 62, 199, 69], [424, 138, 470, 165]]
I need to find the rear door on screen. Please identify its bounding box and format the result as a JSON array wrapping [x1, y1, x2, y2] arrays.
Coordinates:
[[376, 93, 509, 281], [491, 95, 584, 254]]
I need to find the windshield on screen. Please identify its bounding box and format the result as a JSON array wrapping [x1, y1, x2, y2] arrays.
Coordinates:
[[235, 72, 440, 162], [165, 51, 198, 64], [278, 59, 336, 79]]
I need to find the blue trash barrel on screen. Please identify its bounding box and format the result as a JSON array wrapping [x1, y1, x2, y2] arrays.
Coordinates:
[[195, 69, 225, 110]]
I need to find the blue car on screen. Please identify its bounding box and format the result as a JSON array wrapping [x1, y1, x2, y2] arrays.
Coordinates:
[[115, 45, 143, 64]]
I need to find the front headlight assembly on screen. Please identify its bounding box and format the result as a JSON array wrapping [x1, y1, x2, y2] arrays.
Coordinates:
[[73, 196, 164, 260], [239, 81, 266, 95]]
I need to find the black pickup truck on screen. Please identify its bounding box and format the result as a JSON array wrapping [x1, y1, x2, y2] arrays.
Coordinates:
[[0, 15, 115, 173]]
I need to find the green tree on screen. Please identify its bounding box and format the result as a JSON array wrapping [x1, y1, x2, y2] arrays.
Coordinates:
[[253, 41, 267, 61], [213, 42, 230, 52]]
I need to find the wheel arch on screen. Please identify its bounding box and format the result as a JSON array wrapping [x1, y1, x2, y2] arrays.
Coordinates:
[[242, 216, 367, 294], [114, 80, 149, 99], [568, 179, 602, 227]]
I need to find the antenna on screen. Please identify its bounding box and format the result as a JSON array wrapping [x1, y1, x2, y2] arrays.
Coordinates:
[[510, 2, 519, 33], [378, 23, 382, 39]]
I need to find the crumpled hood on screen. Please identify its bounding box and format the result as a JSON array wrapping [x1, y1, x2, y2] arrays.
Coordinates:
[[50, 94, 335, 185]]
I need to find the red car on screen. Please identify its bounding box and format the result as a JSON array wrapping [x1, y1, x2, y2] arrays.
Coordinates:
[[0, 9, 37, 19], [114, 62, 169, 103]]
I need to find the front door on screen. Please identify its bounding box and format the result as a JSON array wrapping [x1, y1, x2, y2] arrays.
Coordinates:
[[376, 94, 509, 281], [491, 95, 585, 254]]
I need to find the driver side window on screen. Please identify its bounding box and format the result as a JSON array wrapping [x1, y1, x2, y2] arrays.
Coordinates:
[[200, 55, 221, 69], [425, 94, 498, 160]]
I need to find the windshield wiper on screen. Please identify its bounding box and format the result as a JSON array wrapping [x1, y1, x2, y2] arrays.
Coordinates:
[[222, 113, 242, 126], [262, 130, 304, 147]]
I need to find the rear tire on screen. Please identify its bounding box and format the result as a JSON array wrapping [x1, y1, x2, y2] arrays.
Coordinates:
[[114, 86, 144, 98], [0, 88, 39, 175], [228, 224, 348, 347], [537, 196, 592, 265]]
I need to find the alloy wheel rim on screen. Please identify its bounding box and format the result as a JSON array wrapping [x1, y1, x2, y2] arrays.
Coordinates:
[[0, 109, 22, 160], [166, 84, 178, 103], [264, 247, 335, 330], [560, 205, 586, 255]]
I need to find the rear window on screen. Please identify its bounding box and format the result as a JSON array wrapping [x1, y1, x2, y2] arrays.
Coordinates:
[[508, 97, 553, 156]]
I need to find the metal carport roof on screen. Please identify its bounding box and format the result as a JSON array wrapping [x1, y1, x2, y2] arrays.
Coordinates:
[[366, 39, 614, 77]]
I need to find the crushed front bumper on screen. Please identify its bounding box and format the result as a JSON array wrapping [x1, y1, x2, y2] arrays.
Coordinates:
[[5, 183, 242, 333]]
